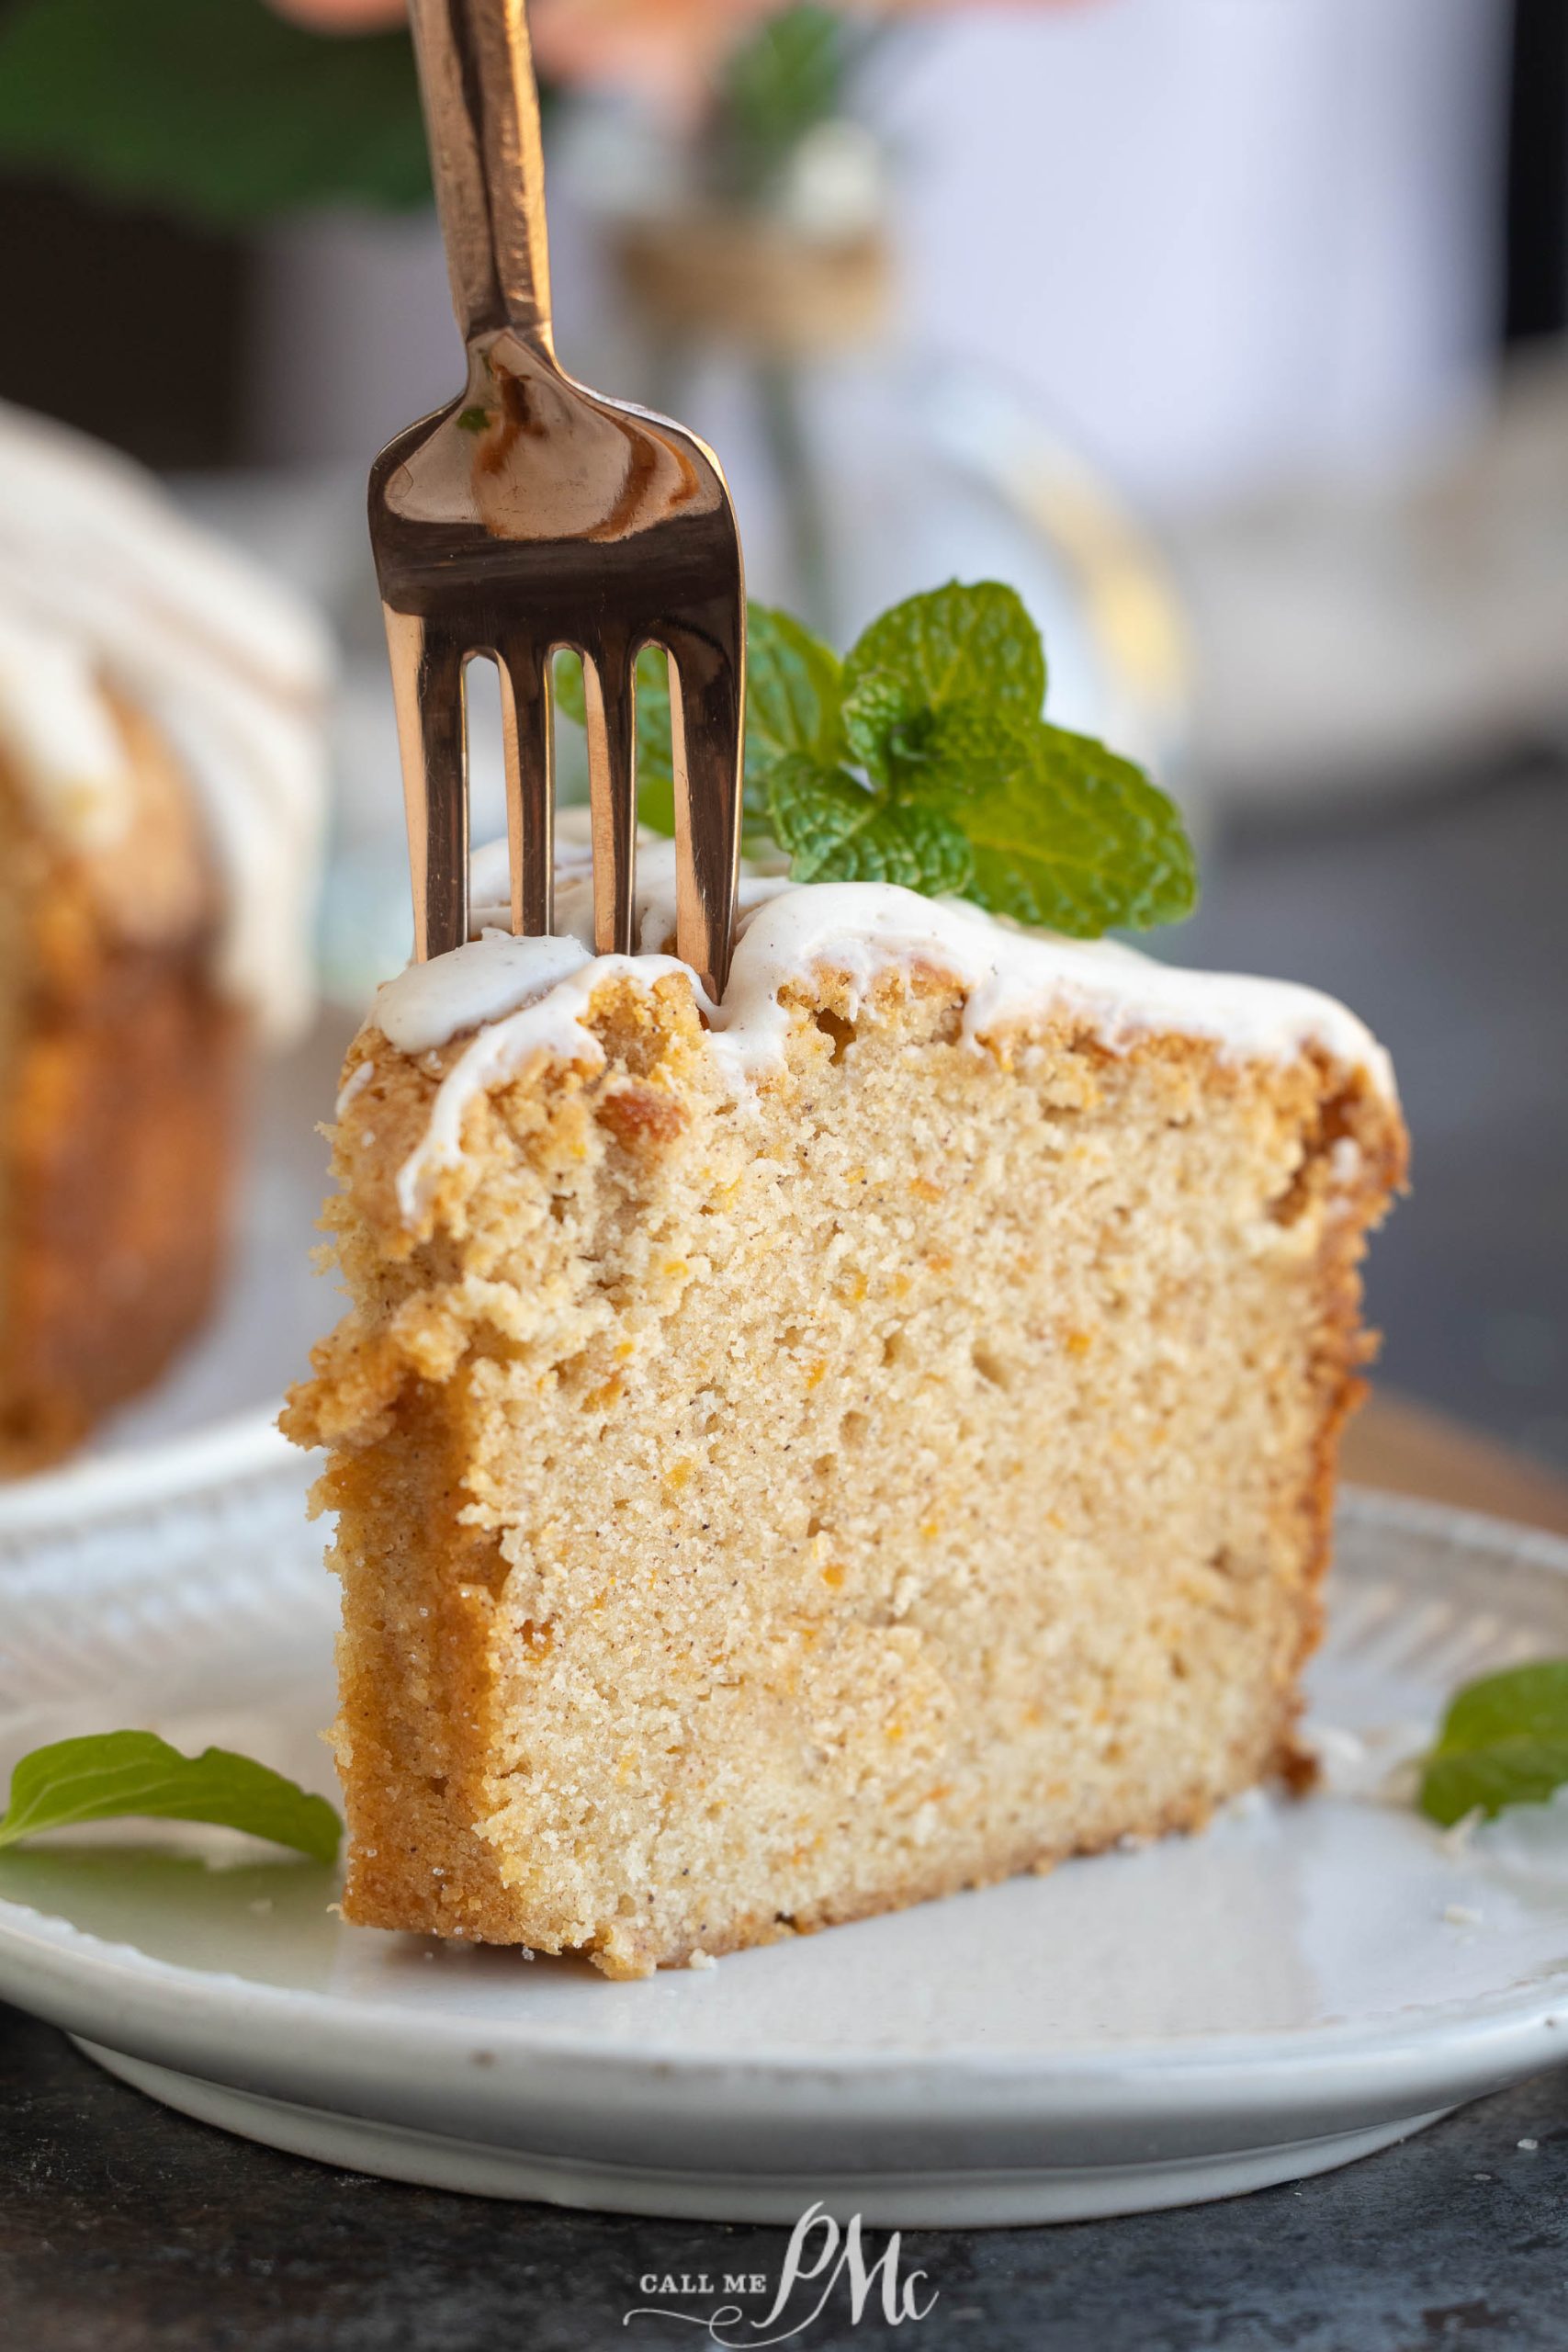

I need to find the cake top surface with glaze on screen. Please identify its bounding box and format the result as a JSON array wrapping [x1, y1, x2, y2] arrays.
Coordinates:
[[361, 826, 1395, 1225]]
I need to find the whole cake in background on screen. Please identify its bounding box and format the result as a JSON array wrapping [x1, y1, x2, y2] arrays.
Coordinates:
[[287, 587, 1406, 1977], [0, 402, 329, 1474]]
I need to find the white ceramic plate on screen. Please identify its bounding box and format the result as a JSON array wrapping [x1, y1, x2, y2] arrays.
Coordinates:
[[4, 1489, 1568, 2227]]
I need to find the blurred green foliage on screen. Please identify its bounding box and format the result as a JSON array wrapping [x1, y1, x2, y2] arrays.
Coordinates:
[[0, 0, 872, 231], [713, 4, 871, 204], [0, 0, 431, 223]]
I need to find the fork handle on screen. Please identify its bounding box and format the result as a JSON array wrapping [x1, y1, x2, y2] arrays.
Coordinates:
[[407, 0, 553, 349]]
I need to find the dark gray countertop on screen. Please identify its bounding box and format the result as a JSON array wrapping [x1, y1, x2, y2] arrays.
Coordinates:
[[5, 2003, 1568, 2352]]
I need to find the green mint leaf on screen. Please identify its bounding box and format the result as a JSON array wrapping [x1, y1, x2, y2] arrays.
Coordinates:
[[551, 649, 587, 729], [626, 647, 677, 835], [1438, 1660, 1568, 1749], [768, 756, 973, 894], [550, 649, 675, 837], [457, 407, 492, 435], [0, 0, 431, 225], [0, 1731, 342, 1863], [841, 581, 1046, 772], [840, 585, 1046, 790], [962, 722, 1197, 936], [1418, 1661, 1568, 1826], [744, 605, 843, 803], [856, 695, 1043, 805], [1421, 1742, 1568, 1828], [840, 671, 919, 786]]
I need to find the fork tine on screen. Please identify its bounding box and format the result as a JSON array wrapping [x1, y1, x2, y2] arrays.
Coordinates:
[[498, 636, 554, 936], [665, 605, 744, 1001], [582, 642, 637, 956], [385, 606, 468, 960]]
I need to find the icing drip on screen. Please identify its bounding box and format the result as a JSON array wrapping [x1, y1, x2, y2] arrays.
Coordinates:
[[370, 836, 1397, 1224], [0, 401, 330, 1044]]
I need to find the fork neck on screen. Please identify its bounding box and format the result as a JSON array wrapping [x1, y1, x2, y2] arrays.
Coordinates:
[[408, 0, 555, 353]]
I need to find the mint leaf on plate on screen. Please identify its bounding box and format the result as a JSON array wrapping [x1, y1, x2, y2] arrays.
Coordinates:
[[1418, 1661, 1568, 1826], [0, 1732, 342, 1863], [964, 724, 1198, 937], [768, 756, 973, 895]]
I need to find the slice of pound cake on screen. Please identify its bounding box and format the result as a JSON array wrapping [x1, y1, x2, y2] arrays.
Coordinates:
[[286, 842, 1404, 1977]]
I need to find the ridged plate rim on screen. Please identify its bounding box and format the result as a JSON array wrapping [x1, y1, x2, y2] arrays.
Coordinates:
[[1, 1488, 1567, 2106]]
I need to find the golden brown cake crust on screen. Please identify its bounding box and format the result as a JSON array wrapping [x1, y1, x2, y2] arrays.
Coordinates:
[[0, 695, 244, 1473], [288, 960, 1406, 1977]]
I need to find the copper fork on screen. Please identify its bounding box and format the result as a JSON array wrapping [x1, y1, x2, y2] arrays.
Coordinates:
[[369, 0, 745, 997]]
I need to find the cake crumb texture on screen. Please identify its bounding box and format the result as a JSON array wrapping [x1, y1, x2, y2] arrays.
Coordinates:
[[287, 957, 1405, 1977]]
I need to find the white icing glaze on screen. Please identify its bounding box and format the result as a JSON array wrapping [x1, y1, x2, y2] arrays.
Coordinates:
[[333, 1057, 377, 1120], [370, 837, 1396, 1225], [377, 932, 602, 1057], [0, 401, 330, 1043], [392, 946, 694, 1218], [0, 606, 130, 847]]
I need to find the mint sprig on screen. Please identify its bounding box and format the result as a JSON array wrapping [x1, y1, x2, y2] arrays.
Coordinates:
[[1418, 1662, 1568, 1827], [787, 582, 1194, 931], [551, 582, 1194, 938], [0, 1731, 342, 1864]]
